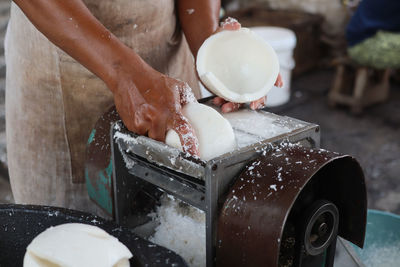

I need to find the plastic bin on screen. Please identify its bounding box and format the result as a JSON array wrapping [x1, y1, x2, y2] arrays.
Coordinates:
[[251, 26, 297, 107], [352, 209, 400, 267]]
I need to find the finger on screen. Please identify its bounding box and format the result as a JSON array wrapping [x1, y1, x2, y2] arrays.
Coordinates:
[[221, 102, 243, 113], [212, 96, 227, 106], [173, 114, 200, 157], [124, 108, 151, 136], [147, 118, 167, 142], [178, 81, 197, 106], [220, 17, 241, 31], [250, 96, 266, 110], [165, 77, 197, 106], [137, 106, 165, 141], [275, 73, 283, 88], [125, 120, 148, 136]]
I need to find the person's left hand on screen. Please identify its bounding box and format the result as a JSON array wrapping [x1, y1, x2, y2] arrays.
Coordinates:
[[210, 17, 284, 113]]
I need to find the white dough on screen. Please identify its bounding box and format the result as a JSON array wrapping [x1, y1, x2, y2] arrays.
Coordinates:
[[165, 102, 236, 161], [23, 223, 132, 267], [196, 28, 280, 103]]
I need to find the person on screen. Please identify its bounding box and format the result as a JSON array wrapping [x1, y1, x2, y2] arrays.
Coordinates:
[[6, 0, 282, 215], [346, 0, 400, 69]]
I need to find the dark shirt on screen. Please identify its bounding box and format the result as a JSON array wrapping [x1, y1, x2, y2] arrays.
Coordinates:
[[346, 0, 400, 47]]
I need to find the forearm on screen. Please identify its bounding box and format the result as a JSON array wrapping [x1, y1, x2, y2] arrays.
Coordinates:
[[12, 0, 149, 91], [177, 0, 220, 57]]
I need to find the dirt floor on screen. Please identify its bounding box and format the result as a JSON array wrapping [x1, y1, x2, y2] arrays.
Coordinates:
[[0, 1, 399, 215]]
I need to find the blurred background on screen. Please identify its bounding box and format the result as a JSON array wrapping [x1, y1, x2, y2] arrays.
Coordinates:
[[0, 0, 10, 204], [0, 0, 399, 216]]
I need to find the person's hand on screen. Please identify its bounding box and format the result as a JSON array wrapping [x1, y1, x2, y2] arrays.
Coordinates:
[[210, 17, 284, 113], [213, 74, 283, 112], [111, 65, 199, 157]]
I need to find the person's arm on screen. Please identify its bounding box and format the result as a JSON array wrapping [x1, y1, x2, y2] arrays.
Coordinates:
[[177, 0, 220, 58], [13, 0, 136, 89], [12, 0, 199, 155]]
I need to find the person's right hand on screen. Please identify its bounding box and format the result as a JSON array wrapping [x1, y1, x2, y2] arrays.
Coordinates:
[[110, 65, 200, 157]]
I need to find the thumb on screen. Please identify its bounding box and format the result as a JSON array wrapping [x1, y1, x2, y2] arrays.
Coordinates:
[[220, 17, 241, 31], [275, 73, 283, 88], [173, 113, 199, 157]]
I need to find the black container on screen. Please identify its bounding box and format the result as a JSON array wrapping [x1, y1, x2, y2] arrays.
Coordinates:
[[0, 204, 187, 267]]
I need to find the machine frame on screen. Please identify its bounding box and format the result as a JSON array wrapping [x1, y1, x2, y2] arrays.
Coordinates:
[[111, 111, 320, 267]]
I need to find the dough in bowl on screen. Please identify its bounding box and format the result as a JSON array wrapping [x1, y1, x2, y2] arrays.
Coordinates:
[[165, 102, 236, 161], [196, 28, 280, 103], [23, 223, 132, 267]]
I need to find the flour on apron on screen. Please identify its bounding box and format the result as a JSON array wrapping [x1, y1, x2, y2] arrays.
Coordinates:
[[5, 0, 200, 215]]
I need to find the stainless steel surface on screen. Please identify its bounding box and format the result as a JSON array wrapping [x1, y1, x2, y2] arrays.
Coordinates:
[[113, 107, 320, 180]]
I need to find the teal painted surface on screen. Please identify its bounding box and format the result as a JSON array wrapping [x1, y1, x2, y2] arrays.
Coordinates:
[[105, 160, 113, 183], [352, 209, 400, 266], [85, 159, 113, 214], [87, 129, 96, 145]]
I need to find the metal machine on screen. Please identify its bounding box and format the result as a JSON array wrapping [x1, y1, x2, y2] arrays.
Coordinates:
[[85, 100, 367, 267]]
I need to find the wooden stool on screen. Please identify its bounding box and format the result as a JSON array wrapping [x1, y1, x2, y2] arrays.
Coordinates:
[[328, 57, 391, 114]]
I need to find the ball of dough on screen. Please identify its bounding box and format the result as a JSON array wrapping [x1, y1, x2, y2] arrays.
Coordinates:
[[165, 102, 236, 161], [23, 223, 132, 267], [196, 28, 280, 103]]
